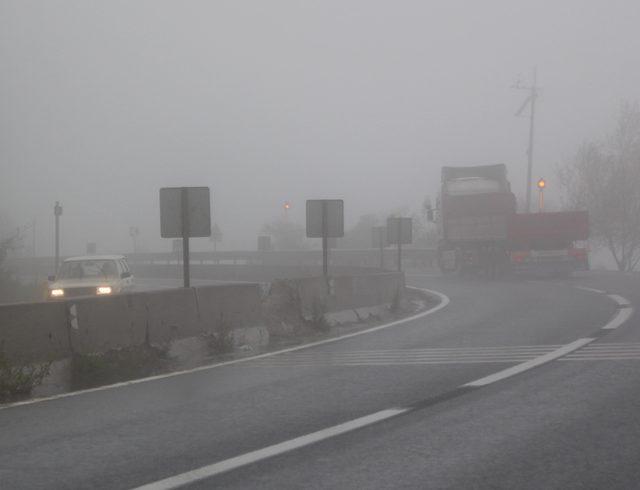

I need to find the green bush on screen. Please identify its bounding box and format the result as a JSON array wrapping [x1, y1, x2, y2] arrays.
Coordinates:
[[70, 344, 170, 390], [0, 350, 51, 402]]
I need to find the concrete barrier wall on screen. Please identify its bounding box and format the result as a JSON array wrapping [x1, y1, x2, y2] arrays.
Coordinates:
[[0, 272, 404, 365], [0, 283, 263, 365], [268, 272, 405, 318], [0, 301, 71, 364]]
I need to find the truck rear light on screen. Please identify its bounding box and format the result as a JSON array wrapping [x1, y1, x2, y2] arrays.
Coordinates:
[[511, 251, 529, 263], [569, 247, 587, 258]]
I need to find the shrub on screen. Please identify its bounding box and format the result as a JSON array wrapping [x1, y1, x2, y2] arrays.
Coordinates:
[[204, 314, 235, 354], [306, 297, 330, 333], [0, 349, 51, 402], [70, 344, 170, 390]]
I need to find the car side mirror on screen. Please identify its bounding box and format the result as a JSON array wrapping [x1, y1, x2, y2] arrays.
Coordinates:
[[48, 275, 55, 282], [121, 271, 131, 279]]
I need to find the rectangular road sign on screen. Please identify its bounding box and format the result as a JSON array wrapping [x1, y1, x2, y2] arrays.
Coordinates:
[[160, 187, 211, 238], [306, 199, 344, 238], [387, 217, 412, 245]]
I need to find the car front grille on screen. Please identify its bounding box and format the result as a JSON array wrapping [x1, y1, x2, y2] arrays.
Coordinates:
[[63, 287, 97, 298]]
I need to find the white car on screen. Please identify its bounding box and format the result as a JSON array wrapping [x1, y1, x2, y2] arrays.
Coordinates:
[[48, 255, 134, 299]]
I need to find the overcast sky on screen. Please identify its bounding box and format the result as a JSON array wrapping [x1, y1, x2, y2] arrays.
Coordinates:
[[2, 1, 640, 255]]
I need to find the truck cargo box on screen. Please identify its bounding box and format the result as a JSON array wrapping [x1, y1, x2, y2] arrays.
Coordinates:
[[508, 211, 589, 245], [442, 164, 510, 190], [442, 192, 517, 242]]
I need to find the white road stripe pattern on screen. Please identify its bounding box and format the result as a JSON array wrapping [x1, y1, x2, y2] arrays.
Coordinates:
[[560, 342, 640, 361], [131, 291, 633, 489], [237, 345, 563, 367], [132, 408, 408, 490]]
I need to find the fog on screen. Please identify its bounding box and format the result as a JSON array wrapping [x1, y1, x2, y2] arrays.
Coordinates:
[[2, 0, 640, 255]]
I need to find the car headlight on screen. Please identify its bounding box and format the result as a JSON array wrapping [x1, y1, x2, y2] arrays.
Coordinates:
[[50, 288, 64, 297], [97, 286, 112, 295]]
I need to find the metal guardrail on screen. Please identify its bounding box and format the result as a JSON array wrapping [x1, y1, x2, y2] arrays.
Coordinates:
[[6, 248, 437, 273]]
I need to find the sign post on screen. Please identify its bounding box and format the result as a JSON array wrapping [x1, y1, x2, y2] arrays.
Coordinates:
[[387, 217, 412, 272], [372, 226, 386, 269], [54, 201, 63, 274], [160, 187, 211, 287], [537, 178, 546, 213], [306, 199, 344, 277]]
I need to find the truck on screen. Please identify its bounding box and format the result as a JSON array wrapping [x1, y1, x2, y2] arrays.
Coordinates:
[[507, 210, 589, 277], [431, 164, 588, 277]]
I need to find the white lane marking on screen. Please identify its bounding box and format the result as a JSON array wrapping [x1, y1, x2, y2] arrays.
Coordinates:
[[571, 344, 640, 351], [134, 285, 631, 488], [0, 288, 450, 411], [602, 306, 634, 330], [607, 294, 632, 308], [575, 286, 607, 294], [560, 357, 640, 361], [579, 342, 640, 347], [238, 345, 561, 368], [288, 345, 563, 353], [463, 338, 595, 387], [252, 347, 559, 358], [131, 408, 408, 490]]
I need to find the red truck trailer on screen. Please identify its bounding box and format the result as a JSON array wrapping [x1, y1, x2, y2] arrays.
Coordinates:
[[508, 210, 589, 277], [433, 164, 589, 277]]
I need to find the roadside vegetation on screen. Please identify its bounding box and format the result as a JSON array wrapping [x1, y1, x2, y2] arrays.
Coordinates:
[[559, 100, 640, 271], [70, 344, 171, 390], [0, 348, 51, 402], [0, 233, 42, 303]]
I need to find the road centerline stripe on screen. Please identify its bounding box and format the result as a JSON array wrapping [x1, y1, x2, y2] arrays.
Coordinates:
[[129, 290, 634, 489], [130, 408, 408, 490], [462, 338, 595, 387]]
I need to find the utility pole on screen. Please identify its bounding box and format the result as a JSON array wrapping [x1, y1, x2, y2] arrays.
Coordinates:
[[537, 178, 546, 212], [54, 202, 63, 274], [32, 218, 37, 285], [514, 67, 539, 213], [129, 226, 139, 254]]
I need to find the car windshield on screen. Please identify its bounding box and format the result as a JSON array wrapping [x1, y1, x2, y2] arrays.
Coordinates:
[[58, 260, 118, 280]]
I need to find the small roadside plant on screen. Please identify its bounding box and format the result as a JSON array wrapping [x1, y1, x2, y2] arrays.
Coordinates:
[[0, 349, 51, 402], [70, 344, 171, 390], [306, 297, 330, 333], [389, 287, 402, 315], [205, 314, 235, 355], [262, 279, 306, 337]]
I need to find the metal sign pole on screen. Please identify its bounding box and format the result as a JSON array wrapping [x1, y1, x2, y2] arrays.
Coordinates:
[[181, 188, 190, 287], [397, 224, 402, 272], [379, 233, 384, 269], [322, 200, 328, 277], [54, 201, 62, 275], [538, 188, 544, 212]]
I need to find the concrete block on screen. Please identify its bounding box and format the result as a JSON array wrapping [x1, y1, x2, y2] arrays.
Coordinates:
[[0, 301, 70, 364]]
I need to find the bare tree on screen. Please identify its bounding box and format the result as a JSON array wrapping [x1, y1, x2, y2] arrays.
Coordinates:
[[558, 101, 640, 271]]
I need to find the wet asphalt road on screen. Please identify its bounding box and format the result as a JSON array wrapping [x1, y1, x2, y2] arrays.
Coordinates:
[[1, 271, 637, 489]]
